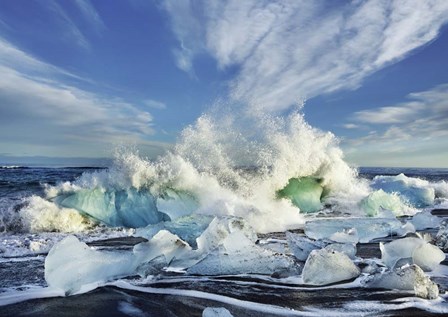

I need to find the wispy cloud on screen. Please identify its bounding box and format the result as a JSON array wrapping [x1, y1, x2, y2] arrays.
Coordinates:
[[45, 0, 90, 50], [163, 0, 204, 75], [0, 37, 166, 157], [144, 99, 167, 110], [352, 102, 424, 124], [343, 124, 360, 129], [0, 38, 88, 82], [342, 83, 448, 167], [74, 0, 106, 35], [163, 0, 448, 112]]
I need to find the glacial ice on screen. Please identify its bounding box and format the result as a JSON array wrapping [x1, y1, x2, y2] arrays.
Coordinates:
[[435, 219, 448, 251], [157, 188, 199, 220], [196, 216, 258, 253], [366, 264, 439, 299], [187, 231, 298, 276], [324, 243, 357, 260], [286, 231, 357, 260], [305, 217, 407, 243], [302, 249, 360, 285], [57, 188, 169, 228], [133, 230, 192, 265], [286, 231, 325, 261], [359, 190, 409, 216], [45, 236, 137, 294], [380, 237, 445, 271], [371, 174, 435, 208], [411, 211, 441, 230], [135, 214, 214, 249], [203, 307, 234, 317], [276, 177, 323, 213]]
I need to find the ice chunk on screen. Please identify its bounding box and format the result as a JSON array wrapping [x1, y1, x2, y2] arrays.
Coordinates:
[[45, 236, 136, 294], [302, 249, 360, 285], [187, 231, 298, 276], [276, 177, 323, 213], [413, 243, 446, 271], [380, 237, 445, 271], [359, 190, 409, 216], [305, 217, 406, 243], [134, 230, 192, 265], [157, 188, 199, 220], [371, 174, 435, 208], [366, 264, 439, 299], [329, 228, 359, 244], [135, 255, 167, 277], [324, 243, 357, 260], [135, 215, 214, 249], [203, 307, 234, 317], [435, 219, 448, 251], [196, 216, 257, 253], [286, 232, 325, 261], [58, 188, 169, 228], [411, 211, 441, 230]]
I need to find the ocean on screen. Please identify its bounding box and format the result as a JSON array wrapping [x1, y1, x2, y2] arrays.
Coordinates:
[[1, 113, 448, 316]]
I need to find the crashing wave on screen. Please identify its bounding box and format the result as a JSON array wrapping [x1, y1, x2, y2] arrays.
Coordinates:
[[19, 111, 370, 233]]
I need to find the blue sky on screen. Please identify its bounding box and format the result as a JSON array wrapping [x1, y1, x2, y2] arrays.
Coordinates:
[[0, 0, 447, 167]]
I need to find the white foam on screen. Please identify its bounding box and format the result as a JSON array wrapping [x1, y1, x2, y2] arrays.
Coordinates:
[[0, 286, 64, 307], [110, 280, 360, 316]]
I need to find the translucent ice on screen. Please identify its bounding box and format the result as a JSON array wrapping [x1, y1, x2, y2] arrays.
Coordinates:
[[286, 232, 325, 261], [371, 174, 435, 208], [359, 190, 409, 216], [187, 231, 298, 276], [411, 211, 441, 230], [45, 236, 136, 294], [135, 214, 214, 249], [413, 243, 446, 272], [435, 219, 448, 251], [203, 307, 234, 317], [276, 177, 323, 213], [305, 217, 407, 243], [133, 230, 192, 265], [324, 243, 357, 260], [157, 188, 199, 220], [366, 264, 439, 299], [57, 188, 169, 228], [196, 216, 258, 253], [302, 249, 360, 285], [380, 237, 445, 271]]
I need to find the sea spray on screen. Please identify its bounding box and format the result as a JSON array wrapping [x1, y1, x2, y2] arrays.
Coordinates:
[[17, 111, 381, 233]]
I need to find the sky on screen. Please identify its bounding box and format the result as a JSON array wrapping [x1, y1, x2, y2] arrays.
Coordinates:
[[0, 0, 447, 167]]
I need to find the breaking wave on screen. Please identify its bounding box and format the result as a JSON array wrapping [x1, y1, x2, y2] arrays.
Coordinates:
[[15, 111, 448, 234]]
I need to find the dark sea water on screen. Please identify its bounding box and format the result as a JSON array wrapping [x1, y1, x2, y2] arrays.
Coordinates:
[[1, 165, 448, 316]]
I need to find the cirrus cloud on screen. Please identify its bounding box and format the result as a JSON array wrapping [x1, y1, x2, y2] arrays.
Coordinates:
[[163, 0, 448, 112]]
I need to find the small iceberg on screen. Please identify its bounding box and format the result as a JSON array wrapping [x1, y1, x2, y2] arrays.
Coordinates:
[[56, 188, 169, 228], [380, 237, 445, 271], [187, 230, 298, 276], [366, 264, 439, 299], [135, 214, 214, 249], [45, 236, 137, 295], [302, 248, 360, 285], [305, 217, 408, 243], [276, 177, 324, 213], [360, 190, 409, 216], [411, 211, 441, 230]]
